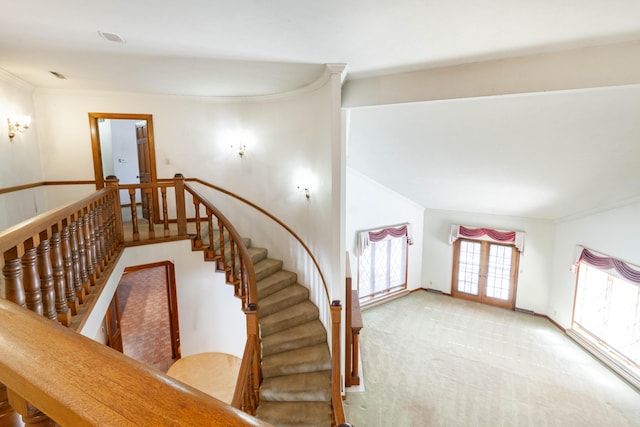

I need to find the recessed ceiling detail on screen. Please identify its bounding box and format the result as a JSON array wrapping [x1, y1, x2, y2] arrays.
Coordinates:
[[98, 31, 125, 44]]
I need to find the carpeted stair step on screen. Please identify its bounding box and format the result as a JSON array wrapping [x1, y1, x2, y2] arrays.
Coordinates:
[[259, 284, 309, 317], [262, 343, 331, 378], [203, 228, 230, 249], [262, 320, 327, 356], [254, 258, 284, 281], [194, 226, 243, 250], [255, 401, 332, 427], [257, 270, 297, 300], [260, 370, 331, 402], [260, 301, 319, 336], [248, 247, 268, 264]]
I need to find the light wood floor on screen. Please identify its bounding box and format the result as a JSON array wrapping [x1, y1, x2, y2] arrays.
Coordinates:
[[344, 291, 640, 427]]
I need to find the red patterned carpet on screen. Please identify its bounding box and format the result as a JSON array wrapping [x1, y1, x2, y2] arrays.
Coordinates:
[[117, 266, 175, 372]]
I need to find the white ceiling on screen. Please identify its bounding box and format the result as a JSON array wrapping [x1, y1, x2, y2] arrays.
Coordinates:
[[347, 85, 640, 221], [2, 0, 640, 220], [2, 0, 640, 95]]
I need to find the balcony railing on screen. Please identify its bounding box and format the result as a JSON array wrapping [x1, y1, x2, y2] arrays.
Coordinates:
[[0, 175, 346, 426]]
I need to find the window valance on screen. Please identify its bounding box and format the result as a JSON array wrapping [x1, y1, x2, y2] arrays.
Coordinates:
[[449, 224, 525, 254], [572, 246, 640, 285], [356, 223, 413, 256]]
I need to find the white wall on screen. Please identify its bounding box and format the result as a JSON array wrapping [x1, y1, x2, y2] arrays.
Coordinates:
[[0, 71, 46, 229], [346, 167, 425, 292], [548, 201, 640, 329], [32, 67, 343, 335], [80, 240, 247, 358], [422, 209, 554, 314]]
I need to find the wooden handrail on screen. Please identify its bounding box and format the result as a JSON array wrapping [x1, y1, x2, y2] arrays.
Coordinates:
[[183, 183, 262, 413], [0, 180, 96, 196], [331, 301, 346, 426], [185, 179, 346, 423], [0, 298, 269, 426], [183, 183, 258, 309], [0, 177, 344, 424], [187, 178, 330, 303], [344, 252, 363, 387], [0, 188, 114, 256]]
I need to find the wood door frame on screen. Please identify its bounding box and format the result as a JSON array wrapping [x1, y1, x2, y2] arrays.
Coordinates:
[[122, 261, 181, 360], [88, 112, 159, 221], [451, 238, 519, 310], [105, 289, 124, 352]]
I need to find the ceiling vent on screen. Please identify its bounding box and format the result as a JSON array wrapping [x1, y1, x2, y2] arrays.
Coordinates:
[[49, 71, 66, 79], [98, 31, 126, 44]]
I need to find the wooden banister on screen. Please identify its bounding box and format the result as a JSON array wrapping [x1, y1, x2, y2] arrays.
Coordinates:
[[0, 298, 269, 426], [183, 184, 261, 412], [331, 301, 346, 426], [183, 184, 258, 309], [345, 252, 363, 387], [187, 178, 331, 303], [184, 179, 347, 424], [1, 177, 346, 425], [0, 188, 116, 256]]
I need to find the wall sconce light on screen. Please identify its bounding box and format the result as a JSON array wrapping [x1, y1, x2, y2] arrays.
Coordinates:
[[7, 115, 31, 140], [297, 186, 311, 200], [231, 143, 246, 158]]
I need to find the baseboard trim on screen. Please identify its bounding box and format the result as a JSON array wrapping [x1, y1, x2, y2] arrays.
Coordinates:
[[534, 313, 566, 333], [360, 289, 410, 310], [567, 329, 640, 391], [415, 287, 452, 296]]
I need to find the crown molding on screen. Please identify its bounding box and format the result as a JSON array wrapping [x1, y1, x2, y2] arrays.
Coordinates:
[[198, 63, 348, 104], [0, 68, 34, 92]]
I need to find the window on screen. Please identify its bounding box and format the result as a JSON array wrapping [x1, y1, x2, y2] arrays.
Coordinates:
[[357, 225, 410, 304], [572, 257, 640, 384]]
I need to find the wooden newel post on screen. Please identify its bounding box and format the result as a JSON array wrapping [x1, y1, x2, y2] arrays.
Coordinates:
[[174, 174, 188, 236], [330, 300, 346, 426], [245, 303, 261, 413], [105, 175, 124, 245]]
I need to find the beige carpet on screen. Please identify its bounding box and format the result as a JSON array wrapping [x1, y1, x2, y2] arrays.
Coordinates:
[[344, 291, 640, 427]]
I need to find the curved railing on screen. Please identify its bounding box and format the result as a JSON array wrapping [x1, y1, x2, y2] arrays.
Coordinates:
[[0, 176, 344, 425], [185, 179, 345, 424], [182, 183, 262, 414], [184, 183, 258, 310], [187, 178, 330, 302]]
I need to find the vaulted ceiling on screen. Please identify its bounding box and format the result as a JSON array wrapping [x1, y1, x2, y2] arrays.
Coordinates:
[[2, 1, 640, 220]]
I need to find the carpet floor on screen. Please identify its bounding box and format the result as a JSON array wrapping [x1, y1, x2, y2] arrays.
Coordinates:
[[343, 291, 640, 427]]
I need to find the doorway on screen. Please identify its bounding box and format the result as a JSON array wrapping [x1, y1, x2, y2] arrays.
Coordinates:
[[114, 261, 181, 372], [88, 112, 159, 221], [451, 239, 520, 310]]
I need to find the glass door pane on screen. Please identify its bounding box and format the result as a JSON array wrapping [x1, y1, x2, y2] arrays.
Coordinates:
[[485, 244, 512, 300], [457, 240, 481, 295]]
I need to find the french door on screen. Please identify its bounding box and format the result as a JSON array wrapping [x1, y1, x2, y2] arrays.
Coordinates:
[[451, 239, 519, 309]]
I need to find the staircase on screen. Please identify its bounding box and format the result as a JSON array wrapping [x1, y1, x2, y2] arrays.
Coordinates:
[[197, 228, 333, 427]]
